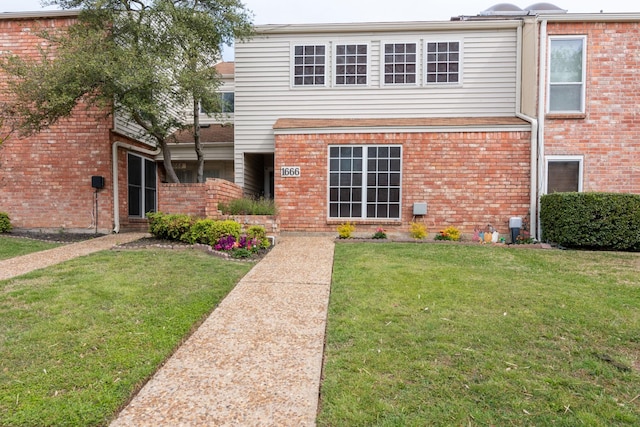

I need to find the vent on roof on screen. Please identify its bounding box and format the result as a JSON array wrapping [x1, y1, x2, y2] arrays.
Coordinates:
[[524, 3, 567, 14], [479, 3, 525, 16]]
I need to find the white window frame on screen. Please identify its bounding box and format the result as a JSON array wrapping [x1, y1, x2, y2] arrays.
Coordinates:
[[424, 39, 463, 86], [544, 155, 584, 194], [291, 43, 328, 88], [381, 41, 419, 87], [333, 42, 370, 87], [327, 145, 402, 220], [547, 35, 587, 114]]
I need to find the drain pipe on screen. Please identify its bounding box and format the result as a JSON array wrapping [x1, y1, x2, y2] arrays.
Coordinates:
[[516, 113, 539, 240], [112, 140, 161, 233], [536, 18, 548, 240], [514, 21, 540, 240]]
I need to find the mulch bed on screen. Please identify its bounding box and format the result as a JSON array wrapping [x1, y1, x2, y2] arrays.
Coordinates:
[[4, 231, 105, 244]]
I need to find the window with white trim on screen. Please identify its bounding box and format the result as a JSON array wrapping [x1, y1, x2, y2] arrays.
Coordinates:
[[329, 145, 402, 219], [384, 43, 417, 85], [546, 156, 583, 193], [293, 45, 326, 86], [548, 36, 586, 113], [335, 44, 368, 85], [128, 153, 157, 217], [425, 41, 460, 84]]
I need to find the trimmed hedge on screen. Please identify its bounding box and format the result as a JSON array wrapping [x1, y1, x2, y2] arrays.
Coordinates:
[[540, 192, 640, 251], [181, 219, 241, 246], [0, 212, 11, 233], [146, 212, 246, 246]]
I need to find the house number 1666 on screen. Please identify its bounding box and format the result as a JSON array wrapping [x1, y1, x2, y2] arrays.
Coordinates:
[[281, 166, 301, 177]]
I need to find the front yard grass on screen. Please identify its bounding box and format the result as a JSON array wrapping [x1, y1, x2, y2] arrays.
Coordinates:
[[319, 243, 640, 426], [0, 249, 252, 427], [0, 236, 61, 260]]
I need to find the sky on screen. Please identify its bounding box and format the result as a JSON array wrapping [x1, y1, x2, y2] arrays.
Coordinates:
[[2, 0, 638, 59], [1, 0, 638, 22]]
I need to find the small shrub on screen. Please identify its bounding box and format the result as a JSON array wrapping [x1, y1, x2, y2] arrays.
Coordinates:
[[337, 222, 355, 239], [372, 227, 387, 239], [246, 225, 271, 249], [186, 219, 242, 246], [181, 219, 217, 245], [409, 222, 427, 240], [0, 212, 11, 233], [435, 226, 461, 241], [218, 197, 277, 215], [147, 212, 194, 241]]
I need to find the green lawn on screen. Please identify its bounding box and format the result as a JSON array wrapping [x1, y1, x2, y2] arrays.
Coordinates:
[[319, 243, 640, 426], [0, 236, 61, 260], [0, 249, 252, 427]]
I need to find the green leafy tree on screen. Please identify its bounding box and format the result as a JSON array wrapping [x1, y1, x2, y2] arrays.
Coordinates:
[[0, 0, 253, 183]]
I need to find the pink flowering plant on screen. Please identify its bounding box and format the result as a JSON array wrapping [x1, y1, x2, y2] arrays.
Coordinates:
[[372, 227, 387, 239], [214, 234, 262, 258]]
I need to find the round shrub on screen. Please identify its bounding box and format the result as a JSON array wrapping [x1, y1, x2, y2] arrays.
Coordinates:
[[0, 212, 11, 233]]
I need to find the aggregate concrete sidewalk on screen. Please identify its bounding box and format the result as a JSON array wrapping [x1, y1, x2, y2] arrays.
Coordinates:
[[0, 232, 148, 281], [110, 235, 335, 427]]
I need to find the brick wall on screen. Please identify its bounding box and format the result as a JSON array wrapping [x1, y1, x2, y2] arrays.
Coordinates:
[[545, 22, 640, 194], [159, 183, 208, 217], [275, 130, 531, 235], [157, 178, 243, 219], [0, 15, 118, 233]]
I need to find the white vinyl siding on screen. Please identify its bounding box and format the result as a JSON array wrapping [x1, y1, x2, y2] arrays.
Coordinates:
[[234, 26, 519, 186]]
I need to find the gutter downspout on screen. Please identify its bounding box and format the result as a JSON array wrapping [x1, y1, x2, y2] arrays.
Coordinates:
[[537, 18, 548, 240], [515, 112, 539, 240], [112, 140, 161, 233], [515, 21, 540, 240]]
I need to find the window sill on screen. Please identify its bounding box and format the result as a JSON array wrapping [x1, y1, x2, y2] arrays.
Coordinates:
[[327, 219, 402, 226], [545, 113, 586, 120]]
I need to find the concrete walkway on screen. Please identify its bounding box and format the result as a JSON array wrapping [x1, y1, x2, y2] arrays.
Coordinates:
[[0, 233, 148, 281], [110, 235, 335, 426]]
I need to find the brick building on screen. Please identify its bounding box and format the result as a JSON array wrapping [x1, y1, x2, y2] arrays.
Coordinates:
[[2, 7, 639, 237]]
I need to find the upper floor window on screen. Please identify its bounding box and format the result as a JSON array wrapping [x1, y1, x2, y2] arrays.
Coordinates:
[[426, 41, 460, 84], [548, 36, 586, 113], [293, 45, 326, 86], [335, 44, 368, 86], [384, 43, 417, 85], [219, 92, 234, 113], [200, 92, 234, 115]]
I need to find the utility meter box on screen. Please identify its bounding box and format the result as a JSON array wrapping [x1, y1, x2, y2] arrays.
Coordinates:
[[509, 217, 522, 229], [413, 202, 427, 216], [509, 217, 523, 243]]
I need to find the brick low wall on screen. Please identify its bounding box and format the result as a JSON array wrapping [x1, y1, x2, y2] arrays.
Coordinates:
[[205, 178, 244, 218], [159, 183, 208, 217], [275, 130, 532, 235]]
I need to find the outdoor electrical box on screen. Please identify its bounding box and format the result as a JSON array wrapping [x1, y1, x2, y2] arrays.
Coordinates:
[[91, 176, 105, 189], [413, 202, 427, 216], [509, 217, 523, 243]]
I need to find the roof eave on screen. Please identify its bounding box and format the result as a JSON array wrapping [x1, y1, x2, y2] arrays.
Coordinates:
[[0, 10, 80, 20], [254, 19, 523, 35]]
